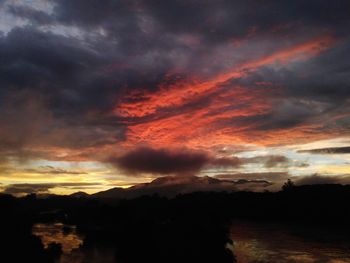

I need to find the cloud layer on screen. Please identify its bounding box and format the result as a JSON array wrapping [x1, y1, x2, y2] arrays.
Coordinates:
[[109, 147, 241, 176], [299, 146, 350, 154], [0, 0, 350, 193], [2, 182, 102, 195]]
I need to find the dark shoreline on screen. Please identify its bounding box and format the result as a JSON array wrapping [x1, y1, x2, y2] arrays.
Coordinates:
[[1, 184, 350, 262]]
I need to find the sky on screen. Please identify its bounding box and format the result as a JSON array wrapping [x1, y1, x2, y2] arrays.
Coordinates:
[[0, 0, 350, 195]]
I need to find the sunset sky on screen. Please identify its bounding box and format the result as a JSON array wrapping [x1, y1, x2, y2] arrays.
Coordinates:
[[1, 0, 350, 195]]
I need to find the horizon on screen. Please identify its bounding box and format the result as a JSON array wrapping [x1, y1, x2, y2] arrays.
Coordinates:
[[4, 174, 350, 198], [1, 0, 350, 196]]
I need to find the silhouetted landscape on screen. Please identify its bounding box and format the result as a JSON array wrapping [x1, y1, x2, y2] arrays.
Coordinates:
[[2, 181, 350, 262]]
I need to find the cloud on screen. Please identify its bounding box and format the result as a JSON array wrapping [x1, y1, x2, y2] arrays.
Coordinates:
[[0, 1, 348, 157], [0, 0, 350, 189], [264, 155, 289, 168], [116, 35, 342, 148], [109, 146, 291, 177], [295, 174, 350, 185], [241, 155, 290, 168], [110, 147, 209, 175], [207, 156, 242, 167], [214, 172, 289, 191], [24, 166, 88, 175], [2, 182, 102, 195], [7, 5, 53, 25], [109, 147, 241, 176], [49, 0, 350, 41], [298, 146, 350, 154], [214, 172, 289, 182]]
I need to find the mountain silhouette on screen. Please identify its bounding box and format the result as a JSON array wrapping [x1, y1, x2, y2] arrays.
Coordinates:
[[69, 191, 89, 198], [91, 175, 271, 199]]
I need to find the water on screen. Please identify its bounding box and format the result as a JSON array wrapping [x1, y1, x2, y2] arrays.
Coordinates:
[[32, 223, 115, 263], [230, 221, 350, 263], [32, 222, 350, 262], [32, 223, 83, 254]]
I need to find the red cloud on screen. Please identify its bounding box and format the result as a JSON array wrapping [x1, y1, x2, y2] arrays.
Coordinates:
[[115, 36, 335, 149]]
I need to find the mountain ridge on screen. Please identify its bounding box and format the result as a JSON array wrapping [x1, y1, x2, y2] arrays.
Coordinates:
[[90, 175, 271, 199]]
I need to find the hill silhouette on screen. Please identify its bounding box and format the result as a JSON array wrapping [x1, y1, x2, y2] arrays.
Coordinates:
[[1, 183, 350, 262], [91, 175, 271, 199]]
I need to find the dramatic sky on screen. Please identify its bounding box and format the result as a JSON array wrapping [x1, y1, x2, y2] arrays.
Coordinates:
[[1, 0, 350, 195]]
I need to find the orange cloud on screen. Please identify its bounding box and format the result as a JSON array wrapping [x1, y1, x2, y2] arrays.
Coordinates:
[[123, 86, 272, 148], [116, 36, 333, 118], [115, 36, 336, 149]]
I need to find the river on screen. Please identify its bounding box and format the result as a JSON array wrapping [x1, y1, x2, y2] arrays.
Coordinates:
[[32, 221, 350, 262]]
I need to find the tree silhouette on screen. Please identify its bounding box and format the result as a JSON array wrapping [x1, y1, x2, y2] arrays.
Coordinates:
[[282, 179, 295, 191]]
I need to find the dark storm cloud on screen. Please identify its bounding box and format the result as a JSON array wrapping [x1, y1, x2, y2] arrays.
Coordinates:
[[239, 39, 350, 99], [0, 22, 187, 156], [0, 0, 349, 163], [110, 147, 209, 175], [110, 147, 290, 176], [44, 0, 350, 79], [50, 0, 350, 40], [0, 27, 98, 87], [7, 5, 53, 25], [109, 147, 242, 175], [51, 0, 127, 26], [232, 37, 350, 133], [299, 146, 350, 154], [0, 26, 129, 160], [0, 27, 109, 121], [0, 89, 121, 163], [0, 26, 124, 116]]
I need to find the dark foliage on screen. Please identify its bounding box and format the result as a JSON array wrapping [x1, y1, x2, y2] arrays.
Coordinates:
[[1, 184, 350, 262]]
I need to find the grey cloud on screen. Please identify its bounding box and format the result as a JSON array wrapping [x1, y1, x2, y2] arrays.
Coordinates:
[[295, 174, 350, 185], [264, 155, 289, 168], [24, 166, 88, 175], [299, 146, 350, 154], [7, 5, 53, 25], [109, 147, 242, 176], [207, 156, 242, 168], [214, 172, 289, 191], [229, 38, 350, 134], [214, 172, 288, 182], [50, 0, 350, 40], [0, 0, 349, 165], [241, 155, 290, 168], [2, 182, 102, 195]]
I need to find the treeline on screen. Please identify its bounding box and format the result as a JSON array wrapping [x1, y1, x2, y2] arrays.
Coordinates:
[[1, 184, 350, 262]]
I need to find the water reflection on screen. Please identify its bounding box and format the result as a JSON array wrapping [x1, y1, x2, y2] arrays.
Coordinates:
[[32, 223, 115, 263], [231, 222, 350, 263], [32, 223, 83, 254], [32, 223, 88, 263], [32, 221, 350, 263]]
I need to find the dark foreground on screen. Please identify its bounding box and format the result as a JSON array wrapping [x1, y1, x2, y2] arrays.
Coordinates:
[[1, 184, 350, 263]]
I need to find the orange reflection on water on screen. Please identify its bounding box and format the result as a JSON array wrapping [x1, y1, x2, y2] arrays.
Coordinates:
[[32, 223, 83, 254], [231, 222, 350, 263]]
